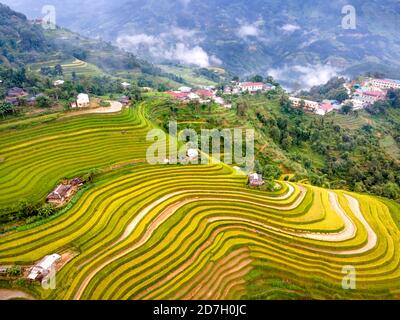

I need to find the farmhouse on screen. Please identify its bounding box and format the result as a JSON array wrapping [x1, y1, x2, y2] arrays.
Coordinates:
[[27, 254, 61, 281], [5, 87, 28, 106], [47, 184, 73, 204], [119, 95, 130, 105], [249, 173, 264, 187], [7, 87, 28, 98], [53, 80, 65, 86], [121, 82, 131, 89], [76, 93, 90, 108]]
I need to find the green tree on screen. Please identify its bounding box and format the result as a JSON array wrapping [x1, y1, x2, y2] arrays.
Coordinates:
[[36, 95, 52, 108]]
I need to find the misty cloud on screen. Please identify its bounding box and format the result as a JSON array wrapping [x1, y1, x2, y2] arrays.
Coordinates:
[[172, 43, 211, 67], [281, 24, 301, 33], [116, 30, 221, 68], [116, 33, 160, 47], [237, 19, 264, 39], [269, 64, 340, 89]]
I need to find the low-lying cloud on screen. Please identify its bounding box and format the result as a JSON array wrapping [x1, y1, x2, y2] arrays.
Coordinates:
[[268, 64, 340, 89], [281, 24, 301, 33], [116, 30, 221, 68], [173, 43, 210, 67], [237, 19, 264, 39]]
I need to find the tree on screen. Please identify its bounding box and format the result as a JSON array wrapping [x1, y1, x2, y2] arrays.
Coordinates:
[[54, 64, 63, 76], [36, 95, 52, 108], [0, 102, 15, 118], [341, 103, 353, 114], [262, 164, 282, 180], [387, 89, 400, 108], [251, 75, 263, 83]]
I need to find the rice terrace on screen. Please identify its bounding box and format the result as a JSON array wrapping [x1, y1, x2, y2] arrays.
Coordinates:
[[0, 96, 399, 300], [0, 0, 400, 304]]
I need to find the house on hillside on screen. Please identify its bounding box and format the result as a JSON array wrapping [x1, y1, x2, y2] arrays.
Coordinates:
[[47, 184, 73, 204], [178, 86, 192, 93], [121, 82, 131, 89], [289, 97, 319, 112], [76, 93, 90, 108], [5, 87, 28, 106], [53, 80, 65, 86], [316, 102, 334, 116], [196, 89, 214, 99], [119, 96, 130, 105], [165, 91, 190, 101], [239, 82, 265, 93], [27, 254, 61, 281], [369, 78, 400, 90], [249, 173, 264, 187], [7, 87, 28, 98]]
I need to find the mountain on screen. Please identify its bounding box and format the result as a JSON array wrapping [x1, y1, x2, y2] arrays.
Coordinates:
[[0, 3, 54, 66], [3, 0, 400, 88], [0, 3, 185, 87]]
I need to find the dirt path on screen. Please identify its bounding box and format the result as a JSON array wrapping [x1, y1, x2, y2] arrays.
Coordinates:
[[0, 289, 35, 300], [62, 101, 123, 118]]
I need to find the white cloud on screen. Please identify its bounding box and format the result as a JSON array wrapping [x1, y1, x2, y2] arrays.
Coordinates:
[[170, 27, 197, 41], [238, 24, 260, 38], [210, 55, 222, 65], [116, 29, 221, 68], [116, 33, 160, 47], [173, 43, 210, 67], [237, 19, 264, 39], [281, 24, 301, 33], [268, 64, 340, 89]]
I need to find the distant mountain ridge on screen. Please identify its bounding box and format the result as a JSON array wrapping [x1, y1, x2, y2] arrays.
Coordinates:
[[0, 3, 188, 87], [2, 0, 400, 88]]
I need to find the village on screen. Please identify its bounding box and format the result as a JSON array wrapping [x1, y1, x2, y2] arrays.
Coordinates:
[[2, 79, 133, 112], [290, 77, 400, 116], [165, 81, 275, 109]]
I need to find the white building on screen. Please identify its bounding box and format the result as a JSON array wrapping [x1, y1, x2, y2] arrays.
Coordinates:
[[289, 97, 319, 111], [178, 86, 192, 93], [121, 82, 131, 88], [76, 93, 90, 108], [28, 254, 61, 281], [369, 78, 400, 90], [53, 80, 65, 86], [239, 82, 265, 92]]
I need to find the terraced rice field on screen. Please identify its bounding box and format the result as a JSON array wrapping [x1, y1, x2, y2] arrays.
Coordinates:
[[31, 59, 105, 78], [0, 98, 399, 300]]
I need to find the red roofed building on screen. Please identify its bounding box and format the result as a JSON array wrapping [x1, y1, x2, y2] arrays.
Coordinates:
[[165, 91, 190, 100], [363, 91, 386, 99], [316, 103, 334, 116], [195, 89, 214, 99]]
